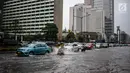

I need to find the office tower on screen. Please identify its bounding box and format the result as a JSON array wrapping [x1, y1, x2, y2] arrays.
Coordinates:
[[84, 0, 94, 6], [0, 0, 4, 32], [2, 0, 63, 40], [69, 3, 91, 33], [69, 3, 105, 38], [93, 0, 114, 38]]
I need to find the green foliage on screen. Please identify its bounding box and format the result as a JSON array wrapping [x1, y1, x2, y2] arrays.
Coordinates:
[[65, 32, 76, 42], [42, 23, 58, 41], [77, 35, 84, 42], [68, 30, 71, 33], [76, 33, 85, 42]]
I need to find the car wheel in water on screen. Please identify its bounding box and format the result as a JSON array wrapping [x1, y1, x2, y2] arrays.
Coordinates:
[[29, 51, 34, 55], [45, 51, 50, 55]]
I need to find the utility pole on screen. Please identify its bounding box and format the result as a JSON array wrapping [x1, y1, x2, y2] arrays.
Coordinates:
[[117, 26, 120, 44], [81, 17, 83, 35], [74, 13, 90, 34], [79, 7, 83, 35], [73, 6, 90, 42], [72, 8, 74, 32]]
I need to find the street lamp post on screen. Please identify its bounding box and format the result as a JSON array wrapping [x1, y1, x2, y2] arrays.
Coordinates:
[[79, 7, 83, 34], [72, 8, 74, 32], [117, 26, 121, 44], [80, 17, 83, 34], [74, 13, 90, 34]]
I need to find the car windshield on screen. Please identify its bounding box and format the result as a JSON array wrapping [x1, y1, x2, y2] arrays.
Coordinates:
[[24, 44, 35, 48]]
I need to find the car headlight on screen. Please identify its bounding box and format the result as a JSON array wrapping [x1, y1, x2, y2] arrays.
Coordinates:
[[22, 49, 29, 52]]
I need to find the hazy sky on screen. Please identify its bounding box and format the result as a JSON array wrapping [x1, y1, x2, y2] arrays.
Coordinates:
[[114, 0, 130, 34], [63, 0, 84, 30]]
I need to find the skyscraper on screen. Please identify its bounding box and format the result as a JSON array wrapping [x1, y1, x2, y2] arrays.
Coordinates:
[[0, 10, 1, 32], [84, 0, 94, 6], [92, 0, 114, 38], [69, 3, 92, 33], [2, 0, 63, 40], [69, 3, 105, 38], [0, 0, 4, 31]]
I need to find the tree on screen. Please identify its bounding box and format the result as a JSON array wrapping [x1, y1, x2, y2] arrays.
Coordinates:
[[65, 32, 76, 42], [42, 23, 58, 41], [33, 33, 44, 41], [77, 34, 84, 42]]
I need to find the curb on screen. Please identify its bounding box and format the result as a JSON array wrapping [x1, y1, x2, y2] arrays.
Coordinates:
[[0, 51, 16, 54]]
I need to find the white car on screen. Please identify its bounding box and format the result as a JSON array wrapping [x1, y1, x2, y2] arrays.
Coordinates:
[[64, 43, 73, 51], [96, 43, 108, 48], [64, 43, 83, 51], [72, 43, 83, 52], [77, 43, 83, 48], [109, 43, 114, 47], [102, 43, 108, 48], [96, 43, 102, 48]]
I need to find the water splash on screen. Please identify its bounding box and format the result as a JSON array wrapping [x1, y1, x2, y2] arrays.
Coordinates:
[[51, 47, 78, 55]]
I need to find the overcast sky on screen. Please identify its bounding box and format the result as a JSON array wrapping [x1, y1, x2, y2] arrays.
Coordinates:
[[63, 0, 84, 30], [114, 0, 130, 34]]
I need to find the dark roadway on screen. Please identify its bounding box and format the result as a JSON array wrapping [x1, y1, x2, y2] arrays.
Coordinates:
[[0, 47, 130, 73]]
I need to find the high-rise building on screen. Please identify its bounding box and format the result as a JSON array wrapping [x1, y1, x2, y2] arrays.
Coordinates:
[[0, 0, 4, 32], [69, 3, 91, 33], [0, 10, 2, 31], [92, 0, 114, 38], [69, 3, 105, 39], [2, 0, 63, 40], [88, 9, 105, 38], [84, 0, 94, 6]]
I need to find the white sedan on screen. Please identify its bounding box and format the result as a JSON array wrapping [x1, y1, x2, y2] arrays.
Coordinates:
[[96, 43, 102, 48], [64, 43, 83, 52]]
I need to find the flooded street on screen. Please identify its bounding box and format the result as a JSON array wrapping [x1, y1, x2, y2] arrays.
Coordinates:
[[0, 47, 130, 73]]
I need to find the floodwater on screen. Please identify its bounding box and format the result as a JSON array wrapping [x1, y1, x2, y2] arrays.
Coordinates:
[[0, 47, 130, 73]]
